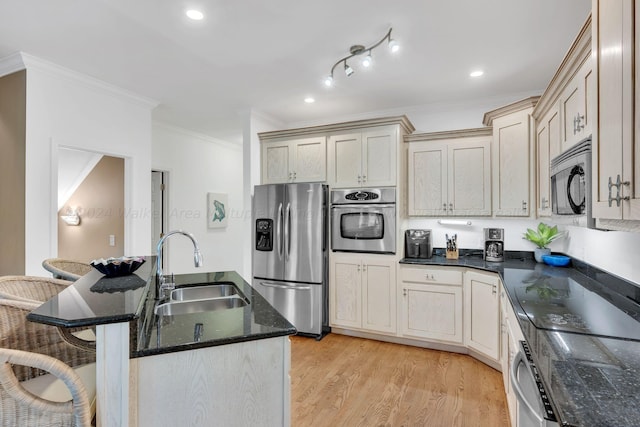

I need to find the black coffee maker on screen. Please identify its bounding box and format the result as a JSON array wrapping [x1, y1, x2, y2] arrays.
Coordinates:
[[405, 229, 433, 259], [484, 228, 504, 262]]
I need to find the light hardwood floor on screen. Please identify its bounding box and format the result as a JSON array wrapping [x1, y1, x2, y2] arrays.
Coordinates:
[[290, 334, 509, 427]]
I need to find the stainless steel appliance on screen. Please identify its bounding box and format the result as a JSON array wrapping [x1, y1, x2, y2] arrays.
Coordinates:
[[484, 228, 504, 262], [511, 341, 559, 427], [330, 187, 396, 254], [252, 183, 328, 337], [550, 138, 595, 228], [404, 229, 432, 259]]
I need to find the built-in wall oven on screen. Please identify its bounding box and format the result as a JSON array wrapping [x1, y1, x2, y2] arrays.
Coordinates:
[[330, 187, 395, 254]]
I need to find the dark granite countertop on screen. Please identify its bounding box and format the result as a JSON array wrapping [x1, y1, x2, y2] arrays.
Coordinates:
[[400, 249, 640, 427], [27, 259, 296, 359]]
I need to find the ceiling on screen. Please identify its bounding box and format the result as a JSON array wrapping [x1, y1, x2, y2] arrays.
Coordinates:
[[0, 0, 591, 144]]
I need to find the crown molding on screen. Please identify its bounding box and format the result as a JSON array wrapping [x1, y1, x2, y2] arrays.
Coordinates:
[[258, 115, 415, 142], [532, 14, 592, 120], [482, 96, 540, 126], [0, 52, 158, 110], [0, 52, 27, 78], [404, 127, 492, 142]]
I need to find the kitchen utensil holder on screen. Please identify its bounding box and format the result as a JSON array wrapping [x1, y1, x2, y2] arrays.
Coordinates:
[[446, 249, 459, 260]]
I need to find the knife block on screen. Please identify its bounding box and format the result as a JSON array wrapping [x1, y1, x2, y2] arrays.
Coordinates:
[[446, 249, 459, 260]]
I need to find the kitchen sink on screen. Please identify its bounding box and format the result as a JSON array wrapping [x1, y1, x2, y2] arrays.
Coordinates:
[[170, 282, 241, 301], [154, 295, 248, 316]]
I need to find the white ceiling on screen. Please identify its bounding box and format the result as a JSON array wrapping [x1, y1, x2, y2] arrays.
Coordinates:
[[0, 0, 591, 143]]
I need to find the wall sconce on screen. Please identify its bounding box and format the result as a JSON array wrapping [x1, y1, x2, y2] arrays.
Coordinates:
[[61, 208, 80, 226], [323, 28, 399, 87]]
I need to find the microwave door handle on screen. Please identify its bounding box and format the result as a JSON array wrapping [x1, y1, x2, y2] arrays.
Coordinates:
[[276, 203, 283, 258], [331, 203, 396, 209], [510, 350, 544, 423]]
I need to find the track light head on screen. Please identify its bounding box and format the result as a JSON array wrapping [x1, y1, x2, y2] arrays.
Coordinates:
[[388, 38, 399, 53], [344, 62, 354, 77], [324, 75, 334, 87], [361, 51, 372, 68]]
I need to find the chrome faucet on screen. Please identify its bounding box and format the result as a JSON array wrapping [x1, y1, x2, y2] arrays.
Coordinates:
[[155, 230, 203, 300]]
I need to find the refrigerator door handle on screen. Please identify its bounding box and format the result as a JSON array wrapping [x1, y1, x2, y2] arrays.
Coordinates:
[[259, 281, 312, 291], [284, 202, 291, 261], [276, 202, 283, 257]]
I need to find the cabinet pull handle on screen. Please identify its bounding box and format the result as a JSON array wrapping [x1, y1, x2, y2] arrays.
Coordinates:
[[293, 171, 297, 180], [357, 265, 360, 272], [449, 203, 453, 213], [357, 175, 361, 184], [541, 197, 548, 209], [362, 265, 367, 272], [492, 284, 497, 295], [608, 175, 631, 207], [443, 203, 447, 210], [522, 200, 527, 211], [362, 175, 366, 183], [403, 288, 407, 297]]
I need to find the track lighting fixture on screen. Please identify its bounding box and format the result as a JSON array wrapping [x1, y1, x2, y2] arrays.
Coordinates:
[[324, 28, 399, 86]]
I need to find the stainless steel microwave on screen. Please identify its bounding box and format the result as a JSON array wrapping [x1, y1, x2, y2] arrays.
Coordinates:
[[550, 138, 595, 228]]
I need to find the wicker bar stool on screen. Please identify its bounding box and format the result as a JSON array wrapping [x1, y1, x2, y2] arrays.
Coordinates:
[[0, 298, 96, 426], [42, 259, 92, 282]]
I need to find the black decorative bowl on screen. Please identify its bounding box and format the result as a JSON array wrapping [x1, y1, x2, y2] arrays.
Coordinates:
[[90, 256, 145, 277]]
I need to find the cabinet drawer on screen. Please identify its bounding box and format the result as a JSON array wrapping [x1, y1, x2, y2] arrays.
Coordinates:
[[400, 267, 462, 285]]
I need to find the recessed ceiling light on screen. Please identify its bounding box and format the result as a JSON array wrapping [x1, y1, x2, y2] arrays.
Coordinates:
[[186, 10, 204, 20], [304, 97, 315, 104], [470, 70, 484, 77]]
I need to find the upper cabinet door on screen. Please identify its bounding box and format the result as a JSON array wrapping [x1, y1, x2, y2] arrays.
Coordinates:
[[362, 127, 397, 187], [262, 141, 291, 184], [592, 0, 634, 220], [292, 137, 326, 183], [328, 133, 362, 188], [408, 141, 448, 216], [448, 137, 492, 216], [492, 110, 533, 217], [560, 60, 593, 152]]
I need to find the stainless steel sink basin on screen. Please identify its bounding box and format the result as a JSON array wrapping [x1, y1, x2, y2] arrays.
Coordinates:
[[170, 282, 240, 301], [155, 295, 248, 316]]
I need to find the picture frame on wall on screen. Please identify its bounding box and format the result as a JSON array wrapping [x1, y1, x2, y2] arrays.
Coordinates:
[[207, 192, 228, 229]]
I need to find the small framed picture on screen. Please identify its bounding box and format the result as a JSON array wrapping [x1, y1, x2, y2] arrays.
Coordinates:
[[207, 193, 228, 229]]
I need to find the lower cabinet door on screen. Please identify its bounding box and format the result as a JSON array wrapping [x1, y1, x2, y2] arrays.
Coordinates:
[[399, 282, 463, 343], [464, 271, 500, 361]]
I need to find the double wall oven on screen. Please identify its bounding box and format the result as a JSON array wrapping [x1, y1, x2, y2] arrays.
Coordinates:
[[330, 187, 396, 254]]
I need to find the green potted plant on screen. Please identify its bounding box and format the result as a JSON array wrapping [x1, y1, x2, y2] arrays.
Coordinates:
[[523, 222, 563, 262]]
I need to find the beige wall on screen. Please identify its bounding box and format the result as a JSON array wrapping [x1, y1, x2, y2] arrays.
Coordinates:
[[58, 155, 124, 261], [0, 71, 26, 275]]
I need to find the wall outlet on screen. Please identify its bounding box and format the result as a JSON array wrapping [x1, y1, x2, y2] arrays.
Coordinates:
[[109, 235, 115, 246]]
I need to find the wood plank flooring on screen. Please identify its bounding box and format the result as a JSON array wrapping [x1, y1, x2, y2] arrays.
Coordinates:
[[290, 334, 509, 427]]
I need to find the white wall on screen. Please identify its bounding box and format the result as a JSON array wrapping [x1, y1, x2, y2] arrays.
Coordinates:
[[13, 53, 155, 275], [152, 123, 244, 275]]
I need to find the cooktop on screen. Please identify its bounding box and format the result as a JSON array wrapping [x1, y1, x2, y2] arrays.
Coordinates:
[[506, 268, 640, 342]]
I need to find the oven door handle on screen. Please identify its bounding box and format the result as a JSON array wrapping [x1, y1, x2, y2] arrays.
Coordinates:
[[510, 350, 544, 423], [330, 203, 396, 209]]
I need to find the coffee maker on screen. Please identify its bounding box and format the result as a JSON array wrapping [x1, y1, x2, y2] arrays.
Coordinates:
[[484, 228, 504, 262], [405, 229, 433, 259]]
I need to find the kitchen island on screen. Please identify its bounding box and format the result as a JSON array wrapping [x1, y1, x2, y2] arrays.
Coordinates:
[[401, 250, 640, 427], [28, 259, 296, 427]]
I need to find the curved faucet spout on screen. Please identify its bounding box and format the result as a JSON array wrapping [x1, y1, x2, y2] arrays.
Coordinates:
[[155, 230, 203, 299]]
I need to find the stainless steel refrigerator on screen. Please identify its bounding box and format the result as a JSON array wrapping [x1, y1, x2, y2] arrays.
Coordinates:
[[252, 183, 328, 337]]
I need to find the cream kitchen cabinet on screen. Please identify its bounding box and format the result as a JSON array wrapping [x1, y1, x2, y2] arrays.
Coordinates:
[[483, 98, 538, 217], [399, 266, 463, 344], [464, 270, 500, 362], [406, 129, 492, 217], [560, 59, 594, 153], [592, 0, 640, 225], [329, 253, 396, 334], [261, 136, 326, 184], [327, 126, 398, 188], [536, 105, 561, 217]]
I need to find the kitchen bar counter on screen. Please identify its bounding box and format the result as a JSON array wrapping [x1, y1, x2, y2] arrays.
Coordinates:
[[27, 260, 296, 357], [401, 250, 640, 427]]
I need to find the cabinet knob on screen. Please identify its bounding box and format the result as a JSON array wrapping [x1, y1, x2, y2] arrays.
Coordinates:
[[362, 175, 367, 183], [362, 265, 367, 272], [403, 288, 407, 297], [492, 284, 497, 295], [541, 197, 548, 209], [449, 203, 453, 213], [293, 171, 297, 180], [443, 203, 447, 210], [357, 175, 362, 183], [357, 265, 360, 272], [522, 200, 527, 211]]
